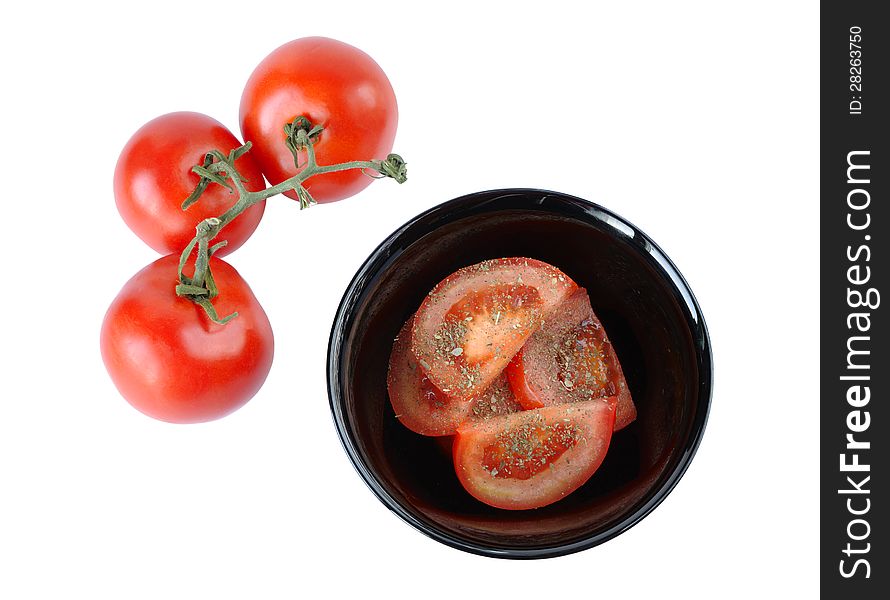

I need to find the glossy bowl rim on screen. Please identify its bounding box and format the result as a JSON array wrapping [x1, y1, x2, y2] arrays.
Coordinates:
[[326, 188, 713, 559]]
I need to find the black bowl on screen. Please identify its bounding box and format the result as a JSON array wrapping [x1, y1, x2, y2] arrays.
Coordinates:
[[327, 188, 712, 558]]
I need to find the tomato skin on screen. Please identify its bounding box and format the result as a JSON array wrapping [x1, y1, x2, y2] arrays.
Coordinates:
[[453, 399, 616, 510], [239, 37, 398, 203], [100, 254, 274, 424], [113, 112, 266, 256]]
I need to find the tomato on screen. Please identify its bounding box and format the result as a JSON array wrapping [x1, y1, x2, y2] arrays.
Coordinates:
[[388, 316, 473, 436], [239, 37, 398, 204], [453, 398, 616, 510], [506, 289, 637, 430], [114, 112, 266, 256], [100, 254, 274, 424], [411, 258, 577, 404]]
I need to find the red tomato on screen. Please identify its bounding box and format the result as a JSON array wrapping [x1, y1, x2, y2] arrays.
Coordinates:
[[239, 37, 398, 203], [114, 112, 266, 256], [388, 316, 473, 436], [389, 313, 524, 436], [411, 258, 577, 404], [100, 254, 274, 424], [453, 398, 617, 510], [506, 289, 637, 430]]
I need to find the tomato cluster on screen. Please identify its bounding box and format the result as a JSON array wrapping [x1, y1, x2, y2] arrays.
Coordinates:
[[102, 37, 399, 423], [387, 258, 637, 509]]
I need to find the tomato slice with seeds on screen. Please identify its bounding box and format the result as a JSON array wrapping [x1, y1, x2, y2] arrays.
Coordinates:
[[506, 288, 636, 430], [411, 258, 577, 404], [453, 398, 617, 510], [388, 316, 474, 436]]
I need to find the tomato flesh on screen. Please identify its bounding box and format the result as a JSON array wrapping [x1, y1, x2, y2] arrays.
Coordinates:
[[444, 284, 542, 365], [387, 317, 473, 436], [412, 258, 577, 404], [453, 398, 617, 510], [558, 320, 613, 394], [506, 289, 637, 430], [482, 419, 577, 480]]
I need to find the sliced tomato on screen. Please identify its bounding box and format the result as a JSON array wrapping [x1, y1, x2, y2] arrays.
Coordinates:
[[506, 288, 637, 430], [387, 316, 474, 436], [453, 398, 616, 510], [411, 258, 577, 404]]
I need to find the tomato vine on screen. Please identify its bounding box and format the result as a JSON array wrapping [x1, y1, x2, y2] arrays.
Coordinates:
[[174, 116, 407, 323]]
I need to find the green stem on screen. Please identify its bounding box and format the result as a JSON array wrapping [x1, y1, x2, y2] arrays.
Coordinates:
[[175, 117, 407, 324], [301, 128, 318, 169], [192, 238, 210, 288]]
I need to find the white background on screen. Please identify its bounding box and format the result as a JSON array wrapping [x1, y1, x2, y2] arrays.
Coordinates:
[[0, 1, 818, 598]]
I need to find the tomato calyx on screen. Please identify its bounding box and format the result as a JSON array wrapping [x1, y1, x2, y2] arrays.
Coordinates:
[[168, 115, 408, 324], [280, 116, 407, 208], [284, 116, 324, 165], [180, 143, 255, 211]]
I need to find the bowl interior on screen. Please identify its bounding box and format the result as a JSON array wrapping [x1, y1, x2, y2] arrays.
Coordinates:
[[330, 190, 710, 556]]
